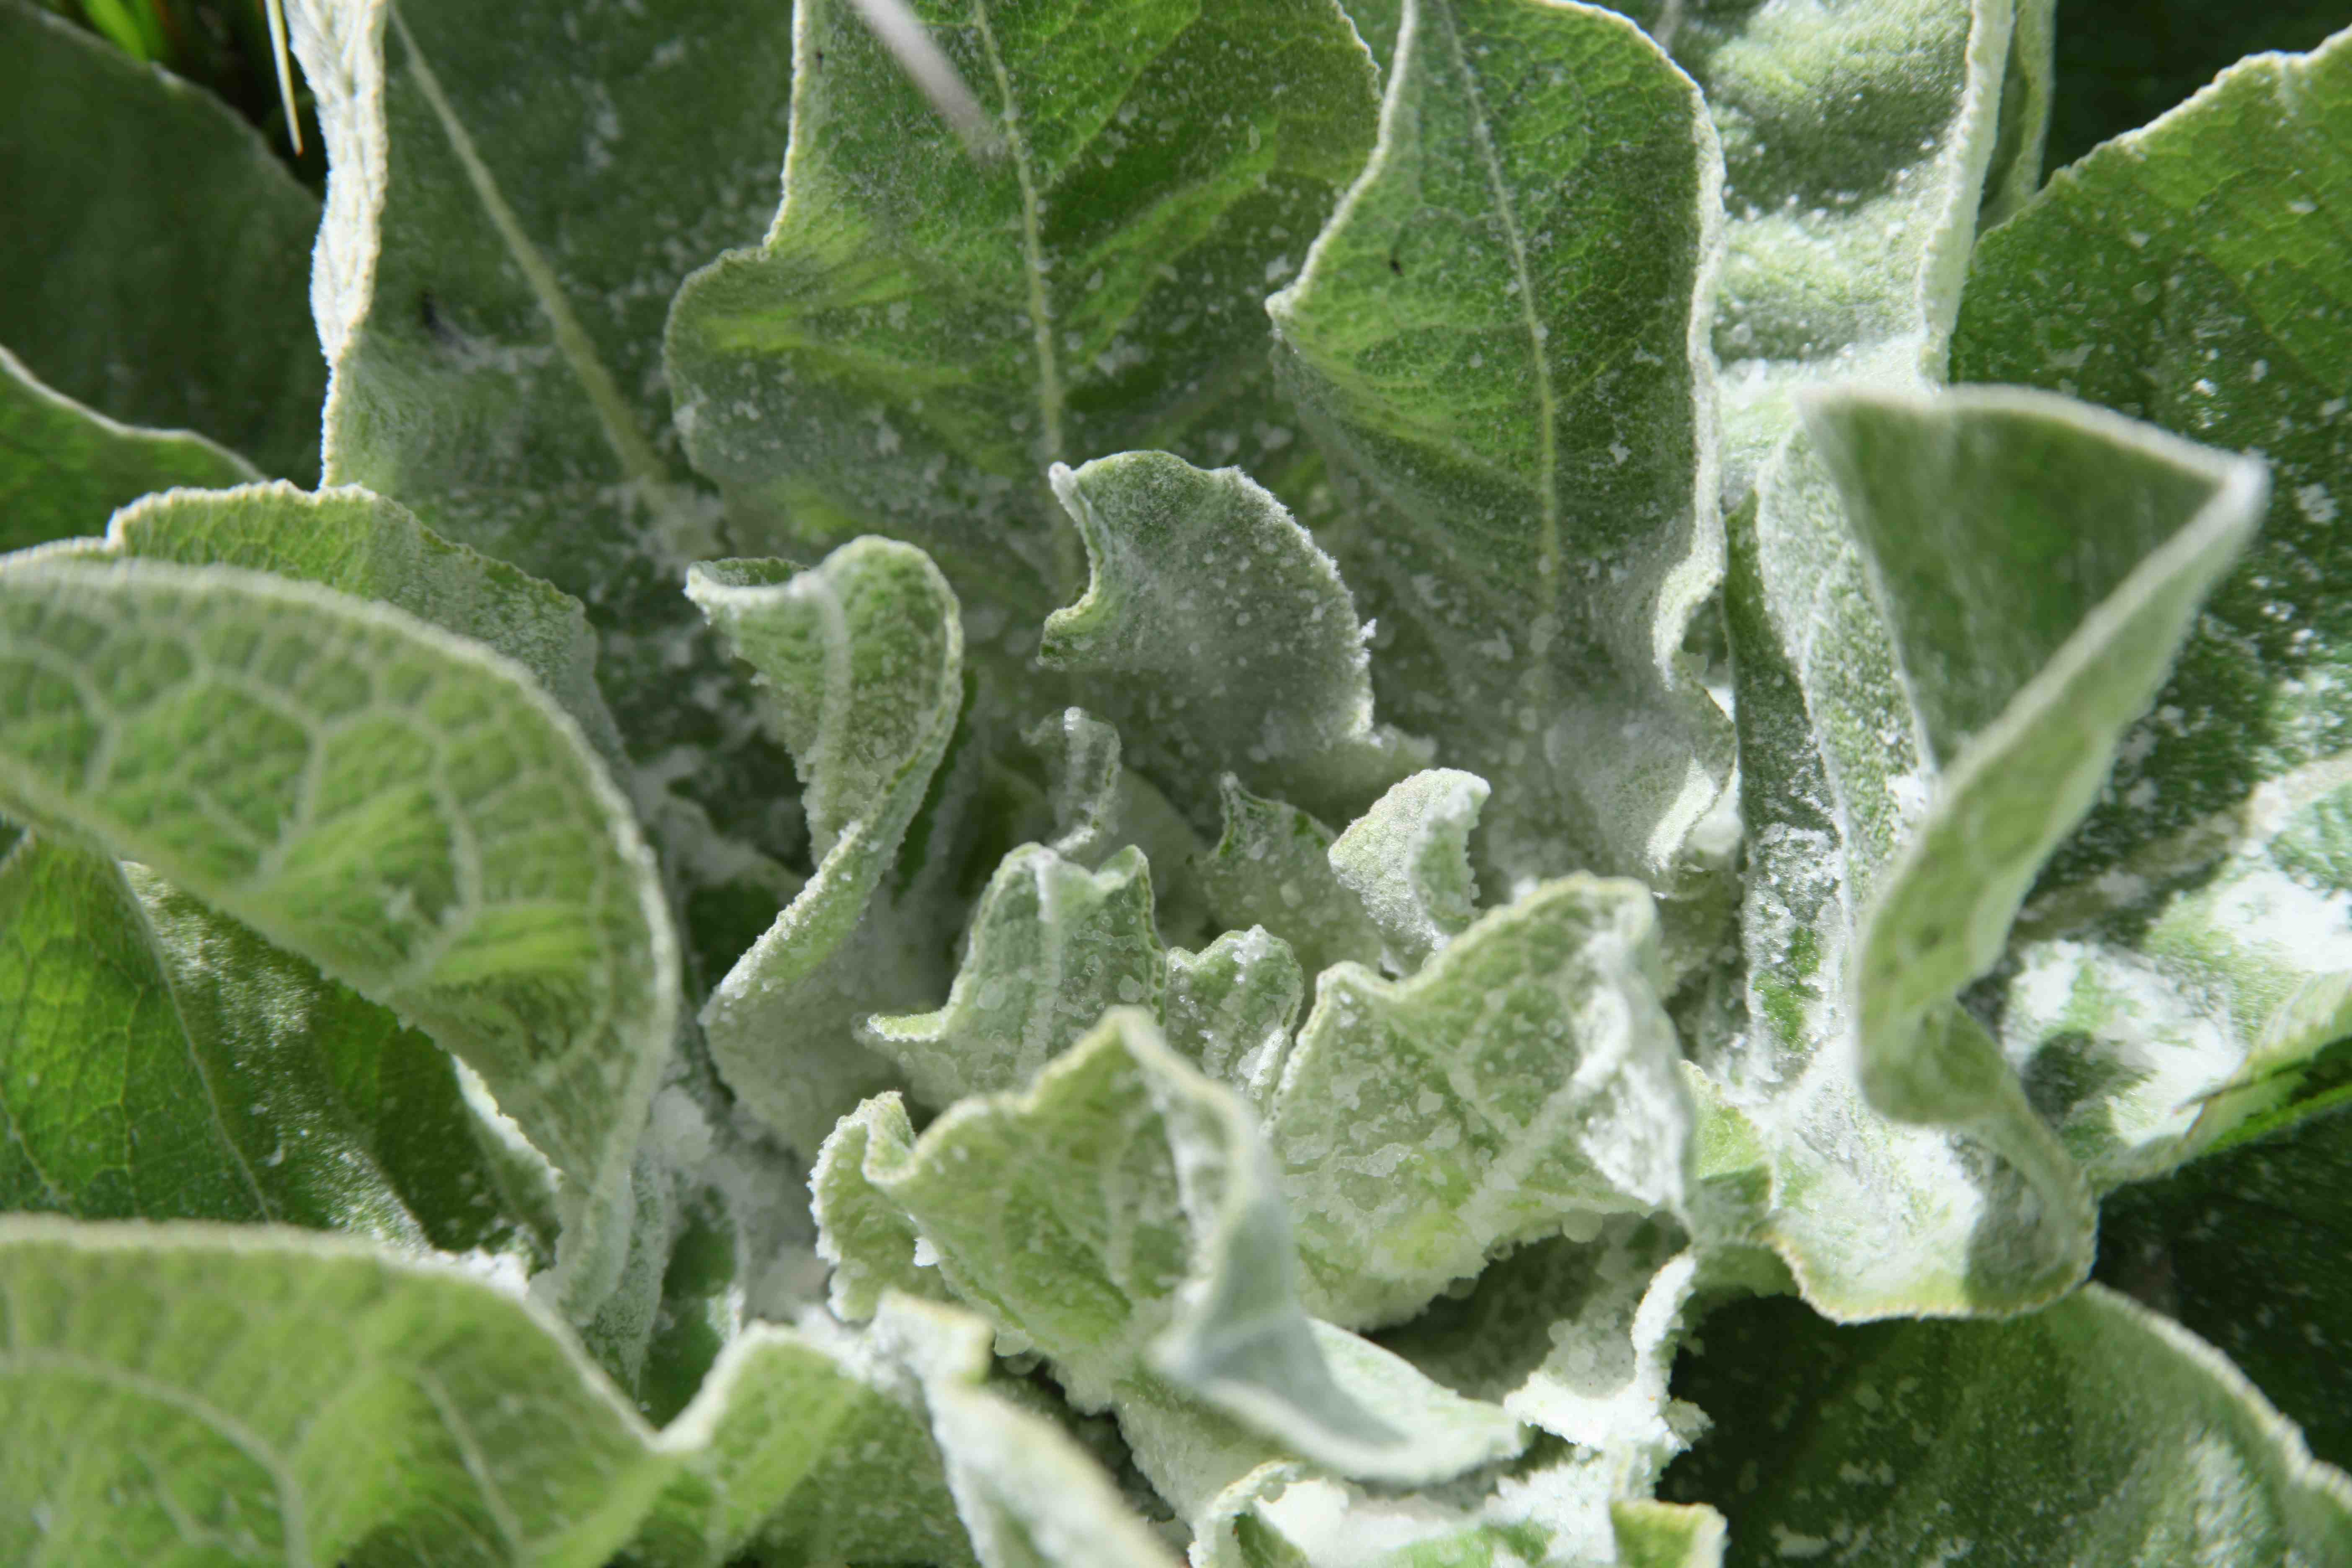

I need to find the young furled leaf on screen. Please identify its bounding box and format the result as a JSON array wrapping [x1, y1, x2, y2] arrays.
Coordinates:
[[1043, 451, 1426, 825], [1271, 0, 1734, 912], [1162, 926, 1305, 1109], [1952, 26, 2352, 1179], [666, 0, 1381, 667], [1197, 777, 1386, 981], [689, 541, 965, 1155], [1326, 767, 1489, 974]]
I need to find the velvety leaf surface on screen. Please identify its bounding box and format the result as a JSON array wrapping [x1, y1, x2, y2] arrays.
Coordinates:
[[689, 541, 964, 1155], [1272, 0, 1733, 909], [1662, 1285, 2352, 1567], [1043, 451, 1424, 825], [287, 0, 805, 980], [0, 349, 257, 556], [1266, 876, 1691, 1327], [1196, 778, 1384, 981], [0, 835, 544, 1260], [0, 0, 324, 483], [0, 560, 678, 1262], [1326, 767, 1489, 974], [1954, 26, 2352, 1179], [1162, 926, 1304, 1109], [0, 1220, 670, 1568], [666, 0, 1380, 661]]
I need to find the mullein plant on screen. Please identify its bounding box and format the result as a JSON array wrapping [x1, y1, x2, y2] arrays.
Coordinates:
[[2, 0, 2350, 1562]]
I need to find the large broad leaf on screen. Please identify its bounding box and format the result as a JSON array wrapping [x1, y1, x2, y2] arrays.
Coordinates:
[[0, 0, 323, 482], [0, 835, 547, 1261], [1265, 876, 1692, 1327], [1269, 0, 1733, 916], [2097, 1105, 2352, 1473], [689, 539, 965, 1155], [1661, 1284, 2352, 1567], [0, 349, 256, 556], [285, 0, 805, 975], [0, 558, 678, 1312], [1042, 451, 1425, 825], [1727, 387, 2262, 1318], [1952, 26, 2352, 1180], [1594, 0, 2037, 494], [0, 1220, 673, 1568], [665, 0, 1380, 664], [816, 1011, 1528, 1494]]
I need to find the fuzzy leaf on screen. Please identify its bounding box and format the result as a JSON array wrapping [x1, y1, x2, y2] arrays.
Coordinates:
[[1952, 26, 2352, 1178], [0, 1220, 672, 1567], [1327, 767, 1488, 974], [0, 0, 323, 482], [1042, 451, 1425, 824], [1596, 0, 2035, 495], [818, 1012, 1525, 1488], [0, 349, 257, 556], [1266, 876, 1692, 1327], [666, 0, 1379, 655], [0, 560, 677, 1262], [864, 843, 1164, 1107], [0, 836, 542, 1259], [1664, 1285, 2352, 1567], [691, 542, 964, 1154], [1270, 0, 1733, 903], [1197, 777, 1385, 980], [1163, 926, 1304, 1109]]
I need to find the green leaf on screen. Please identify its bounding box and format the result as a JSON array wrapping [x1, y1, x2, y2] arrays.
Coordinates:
[[627, 1309, 977, 1568], [871, 1294, 1179, 1568], [1270, 0, 1733, 906], [100, 480, 627, 771], [1326, 767, 1488, 974], [665, 0, 1380, 657], [1952, 26, 2352, 1176], [1593, 0, 2030, 494], [0, 348, 257, 556], [865, 843, 1165, 1107], [0, 834, 542, 1259], [0, 1220, 673, 1567], [0, 0, 323, 483], [286, 0, 805, 977], [2097, 1106, 2352, 1472], [689, 541, 964, 1155], [0, 559, 678, 1305], [1163, 926, 1304, 1109], [817, 1011, 1526, 1490], [1265, 876, 1691, 1327], [1042, 451, 1426, 825], [1197, 777, 1385, 981], [1662, 1284, 2352, 1567]]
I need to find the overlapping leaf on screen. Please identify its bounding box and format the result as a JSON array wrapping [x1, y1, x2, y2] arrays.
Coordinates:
[[0, 0, 323, 482], [1952, 26, 2352, 1181], [691, 540, 965, 1155], [666, 0, 1381, 658], [1270, 0, 1733, 910], [0, 559, 678, 1313]]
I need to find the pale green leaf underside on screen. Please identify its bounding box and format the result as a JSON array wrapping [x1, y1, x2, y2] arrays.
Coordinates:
[[0, 348, 257, 557], [0, 0, 324, 484], [667, 0, 1380, 652], [1267, 875, 1691, 1327], [1953, 26, 2352, 1178], [1043, 451, 1425, 826], [1599, 0, 2026, 498], [1666, 1285, 2352, 1567], [0, 560, 678, 1214], [0, 1220, 669, 1568], [691, 540, 963, 1155], [0, 835, 541, 1263], [1270, 0, 1732, 903]]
